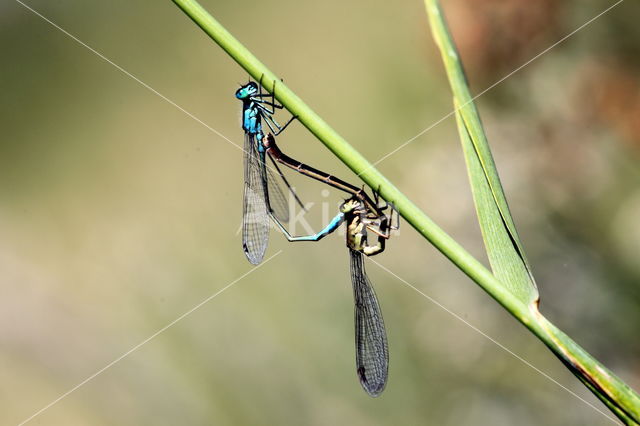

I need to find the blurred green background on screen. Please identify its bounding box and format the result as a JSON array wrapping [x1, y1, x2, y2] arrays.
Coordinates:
[[1, 0, 639, 425]]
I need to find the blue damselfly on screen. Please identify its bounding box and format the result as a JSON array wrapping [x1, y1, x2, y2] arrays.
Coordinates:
[[235, 79, 301, 265]]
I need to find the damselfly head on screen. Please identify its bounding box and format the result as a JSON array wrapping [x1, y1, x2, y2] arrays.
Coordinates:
[[263, 133, 275, 148], [340, 198, 362, 214], [235, 81, 259, 99]]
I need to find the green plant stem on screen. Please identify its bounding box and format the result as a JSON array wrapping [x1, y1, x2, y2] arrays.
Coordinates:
[[424, 0, 639, 423], [172, 0, 639, 422], [171, 0, 533, 332]]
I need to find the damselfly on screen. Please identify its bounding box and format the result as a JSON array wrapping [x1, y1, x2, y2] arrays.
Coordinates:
[[274, 193, 397, 397], [235, 79, 301, 265], [263, 133, 399, 397]]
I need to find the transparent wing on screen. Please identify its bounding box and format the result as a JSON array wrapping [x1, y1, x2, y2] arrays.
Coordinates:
[[242, 133, 270, 265], [349, 249, 389, 397], [265, 158, 290, 223]]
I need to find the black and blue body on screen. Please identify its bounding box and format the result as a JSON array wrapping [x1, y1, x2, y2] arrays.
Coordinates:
[[236, 81, 297, 265]]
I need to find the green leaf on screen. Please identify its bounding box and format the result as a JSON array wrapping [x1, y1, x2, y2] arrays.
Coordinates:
[[455, 108, 537, 305], [427, 3, 537, 306], [426, 0, 640, 422]]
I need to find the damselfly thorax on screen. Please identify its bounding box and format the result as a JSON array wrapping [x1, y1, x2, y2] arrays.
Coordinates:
[[341, 197, 394, 257]]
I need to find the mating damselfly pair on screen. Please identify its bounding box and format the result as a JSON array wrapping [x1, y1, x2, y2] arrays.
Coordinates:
[[235, 78, 398, 397]]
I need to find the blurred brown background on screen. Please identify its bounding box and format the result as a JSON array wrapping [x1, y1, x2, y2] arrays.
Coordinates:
[[1, 1, 639, 425]]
